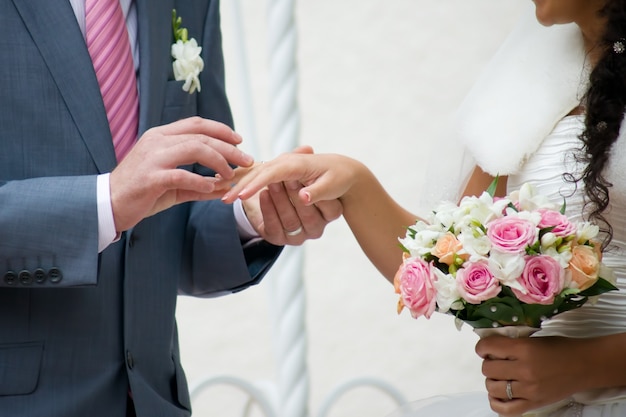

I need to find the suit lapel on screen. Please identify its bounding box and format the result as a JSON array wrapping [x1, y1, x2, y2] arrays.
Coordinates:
[[136, 0, 176, 135], [11, 0, 117, 173]]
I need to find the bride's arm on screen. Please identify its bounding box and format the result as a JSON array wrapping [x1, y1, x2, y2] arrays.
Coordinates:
[[222, 152, 419, 281], [223, 154, 508, 281], [338, 160, 420, 281], [460, 165, 508, 199]]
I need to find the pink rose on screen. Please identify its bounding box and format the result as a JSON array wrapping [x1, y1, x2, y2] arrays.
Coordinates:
[[456, 260, 501, 304], [512, 255, 565, 304], [394, 258, 437, 319], [537, 209, 577, 237], [487, 216, 538, 254]]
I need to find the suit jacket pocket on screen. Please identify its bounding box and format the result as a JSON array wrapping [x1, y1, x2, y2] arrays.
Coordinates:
[[0, 341, 44, 396], [161, 80, 198, 124]]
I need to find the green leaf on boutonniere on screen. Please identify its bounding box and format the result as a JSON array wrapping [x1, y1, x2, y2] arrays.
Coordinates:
[[170, 9, 204, 94], [172, 9, 188, 42]]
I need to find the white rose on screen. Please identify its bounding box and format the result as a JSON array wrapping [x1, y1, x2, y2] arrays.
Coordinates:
[[457, 193, 507, 227], [171, 38, 204, 93], [432, 201, 459, 230], [487, 250, 526, 292], [401, 228, 443, 257], [510, 182, 558, 211], [458, 231, 491, 258], [505, 207, 541, 227], [577, 222, 600, 243], [432, 269, 463, 313]]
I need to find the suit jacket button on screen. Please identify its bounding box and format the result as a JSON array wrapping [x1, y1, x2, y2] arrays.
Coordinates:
[[48, 267, 63, 283], [34, 268, 46, 284], [19, 270, 33, 285], [4, 271, 17, 285], [126, 350, 135, 369], [128, 233, 136, 248]]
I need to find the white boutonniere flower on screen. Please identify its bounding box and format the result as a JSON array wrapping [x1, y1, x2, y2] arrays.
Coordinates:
[[171, 10, 204, 94]]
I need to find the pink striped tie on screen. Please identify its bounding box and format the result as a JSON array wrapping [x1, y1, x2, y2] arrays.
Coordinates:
[[86, 0, 139, 162]]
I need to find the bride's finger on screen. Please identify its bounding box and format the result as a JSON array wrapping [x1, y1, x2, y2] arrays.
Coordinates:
[[296, 169, 352, 205], [222, 156, 308, 202], [312, 199, 343, 222]]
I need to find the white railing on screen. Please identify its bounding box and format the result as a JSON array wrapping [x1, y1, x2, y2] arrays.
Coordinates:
[[189, 1, 408, 415]]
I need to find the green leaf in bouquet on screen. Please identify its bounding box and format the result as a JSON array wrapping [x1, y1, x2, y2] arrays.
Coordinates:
[[538, 226, 556, 239], [507, 202, 519, 213], [458, 289, 527, 328], [525, 241, 542, 256], [486, 175, 500, 198], [398, 242, 409, 254], [579, 277, 619, 297], [449, 280, 618, 330], [520, 299, 573, 328]]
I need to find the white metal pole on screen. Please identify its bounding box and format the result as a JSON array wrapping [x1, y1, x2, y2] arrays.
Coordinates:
[[267, 0, 309, 416]]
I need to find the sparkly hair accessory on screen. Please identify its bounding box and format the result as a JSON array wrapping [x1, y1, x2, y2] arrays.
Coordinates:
[[613, 39, 626, 54]]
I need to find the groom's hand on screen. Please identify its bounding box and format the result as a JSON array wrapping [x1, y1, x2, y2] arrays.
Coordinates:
[[110, 117, 253, 232]]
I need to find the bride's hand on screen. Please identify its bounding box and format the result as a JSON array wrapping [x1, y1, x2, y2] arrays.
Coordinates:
[[476, 335, 587, 416], [221, 149, 366, 207], [231, 146, 342, 245]]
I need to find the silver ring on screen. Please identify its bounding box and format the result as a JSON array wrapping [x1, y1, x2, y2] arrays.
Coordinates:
[[284, 226, 303, 237], [505, 380, 513, 401]]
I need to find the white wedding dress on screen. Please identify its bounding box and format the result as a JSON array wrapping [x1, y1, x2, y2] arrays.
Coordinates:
[[386, 3, 626, 414], [387, 116, 626, 417]]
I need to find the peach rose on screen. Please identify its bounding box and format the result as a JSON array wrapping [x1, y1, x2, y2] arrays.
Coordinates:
[[431, 232, 466, 266], [569, 244, 601, 291]]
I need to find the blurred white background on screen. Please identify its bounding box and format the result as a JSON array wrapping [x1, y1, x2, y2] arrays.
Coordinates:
[[176, 1, 528, 416]]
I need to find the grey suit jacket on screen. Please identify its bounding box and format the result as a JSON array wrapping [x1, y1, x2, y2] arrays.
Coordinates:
[[0, 1, 280, 415]]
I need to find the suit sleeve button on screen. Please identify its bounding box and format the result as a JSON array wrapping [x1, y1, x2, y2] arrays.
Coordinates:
[[48, 267, 63, 283], [18, 270, 33, 285], [34, 268, 46, 284], [4, 271, 17, 285]]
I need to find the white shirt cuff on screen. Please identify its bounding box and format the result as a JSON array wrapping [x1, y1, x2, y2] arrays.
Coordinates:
[[97, 173, 117, 252], [98, 179, 260, 252], [233, 198, 261, 243]]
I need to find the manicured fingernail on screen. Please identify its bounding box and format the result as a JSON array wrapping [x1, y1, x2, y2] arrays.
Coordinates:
[[302, 191, 311, 204], [232, 131, 243, 143]]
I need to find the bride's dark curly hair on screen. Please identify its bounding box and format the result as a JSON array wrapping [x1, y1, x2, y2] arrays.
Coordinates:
[[577, 0, 626, 248]]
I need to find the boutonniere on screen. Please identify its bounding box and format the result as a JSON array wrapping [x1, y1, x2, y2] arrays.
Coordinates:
[[171, 9, 204, 94]]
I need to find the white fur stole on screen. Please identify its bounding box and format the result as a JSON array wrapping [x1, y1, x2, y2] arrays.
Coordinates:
[[453, 8, 588, 176]]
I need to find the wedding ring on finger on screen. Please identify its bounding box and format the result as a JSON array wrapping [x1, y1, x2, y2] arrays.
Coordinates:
[[506, 380, 514, 401], [284, 226, 303, 237]]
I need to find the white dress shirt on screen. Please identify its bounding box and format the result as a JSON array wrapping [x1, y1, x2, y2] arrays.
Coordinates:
[[69, 0, 259, 252]]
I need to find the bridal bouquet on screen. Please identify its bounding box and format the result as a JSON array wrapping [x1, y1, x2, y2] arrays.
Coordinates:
[[394, 180, 617, 329]]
